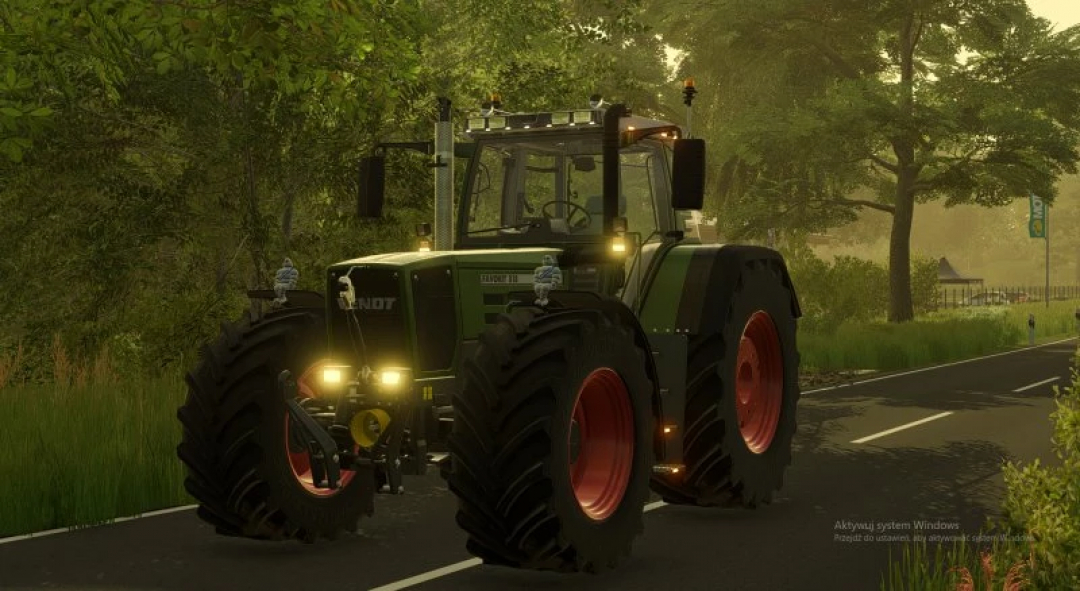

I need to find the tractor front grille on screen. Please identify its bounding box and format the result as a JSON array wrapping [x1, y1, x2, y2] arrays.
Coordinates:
[[411, 265, 458, 371], [328, 266, 409, 370]]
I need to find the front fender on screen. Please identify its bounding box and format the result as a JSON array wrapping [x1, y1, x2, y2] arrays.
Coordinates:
[[247, 289, 325, 309]]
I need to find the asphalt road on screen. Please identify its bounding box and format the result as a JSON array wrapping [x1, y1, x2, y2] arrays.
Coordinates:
[[1, 339, 1075, 591]]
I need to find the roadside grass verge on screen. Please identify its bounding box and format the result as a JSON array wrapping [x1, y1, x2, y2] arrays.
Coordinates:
[[0, 341, 189, 538], [801, 300, 1079, 372]]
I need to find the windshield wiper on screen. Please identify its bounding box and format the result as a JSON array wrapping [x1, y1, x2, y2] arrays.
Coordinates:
[[465, 221, 539, 235]]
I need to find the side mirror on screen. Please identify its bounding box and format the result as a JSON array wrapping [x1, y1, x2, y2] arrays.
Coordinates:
[[454, 143, 477, 159], [416, 223, 432, 237], [358, 155, 386, 218], [572, 155, 596, 172], [671, 139, 705, 210]]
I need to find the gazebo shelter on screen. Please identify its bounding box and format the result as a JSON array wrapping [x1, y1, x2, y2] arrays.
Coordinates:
[[937, 257, 984, 307], [937, 257, 983, 286]]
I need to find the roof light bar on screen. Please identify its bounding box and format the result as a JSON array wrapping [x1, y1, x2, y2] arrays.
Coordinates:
[[462, 109, 603, 133]]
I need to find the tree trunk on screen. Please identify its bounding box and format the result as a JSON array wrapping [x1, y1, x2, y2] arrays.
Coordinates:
[[243, 146, 267, 287], [888, 172, 916, 322], [232, 71, 267, 289], [887, 12, 920, 323], [282, 185, 297, 253]]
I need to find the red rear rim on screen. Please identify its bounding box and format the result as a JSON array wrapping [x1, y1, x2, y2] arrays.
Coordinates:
[[285, 360, 357, 496], [736, 311, 784, 454], [569, 367, 634, 521]]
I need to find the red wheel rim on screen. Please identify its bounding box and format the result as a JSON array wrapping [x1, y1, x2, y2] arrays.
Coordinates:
[[569, 368, 634, 521], [285, 360, 357, 496], [736, 311, 784, 454]]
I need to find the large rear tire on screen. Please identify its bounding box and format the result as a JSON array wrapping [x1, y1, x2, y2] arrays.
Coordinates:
[[447, 307, 654, 572], [651, 258, 799, 508], [177, 305, 373, 542]]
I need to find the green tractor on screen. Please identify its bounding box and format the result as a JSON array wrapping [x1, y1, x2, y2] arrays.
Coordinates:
[[177, 84, 802, 573]]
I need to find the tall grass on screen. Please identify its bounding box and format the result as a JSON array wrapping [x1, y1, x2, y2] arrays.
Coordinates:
[[0, 338, 189, 538], [882, 537, 1032, 591], [800, 301, 1079, 371]]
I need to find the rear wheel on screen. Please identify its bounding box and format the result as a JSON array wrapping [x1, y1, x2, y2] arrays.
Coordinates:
[[177, 305, 373, 541], [651, 258, 799, 508], [448, 307, 654, 572]]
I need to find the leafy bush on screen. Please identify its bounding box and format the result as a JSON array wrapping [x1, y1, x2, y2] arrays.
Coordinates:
[[998, 348, 1080, 589], [783, 242, 941, 331]]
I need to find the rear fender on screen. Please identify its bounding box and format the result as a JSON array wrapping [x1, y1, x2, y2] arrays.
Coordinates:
[[637, 244, 801, 336]]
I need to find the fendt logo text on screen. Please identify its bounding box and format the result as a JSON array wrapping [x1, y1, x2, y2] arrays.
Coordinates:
[[356, 297, 397, 311]]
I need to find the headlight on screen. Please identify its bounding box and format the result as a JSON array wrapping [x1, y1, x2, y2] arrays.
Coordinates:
[[381, 371, 402, 386], [321, 365, 351, 385], [610, 236, 627, 254], [374, 367, 412, 392]]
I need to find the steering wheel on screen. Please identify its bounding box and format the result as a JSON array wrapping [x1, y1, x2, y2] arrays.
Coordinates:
[[540, 200, 593, 231]]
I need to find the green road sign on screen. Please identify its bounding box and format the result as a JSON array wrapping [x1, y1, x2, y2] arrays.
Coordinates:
[[1029, 194, 1047, 238]]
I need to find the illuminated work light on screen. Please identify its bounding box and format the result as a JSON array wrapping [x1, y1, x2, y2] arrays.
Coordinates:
[[418, 238, 431, 252], [381, 371, 402, 386], [321, 365, 352, 385], [323, 368, 342, 383], [373, 367, 412, 393]]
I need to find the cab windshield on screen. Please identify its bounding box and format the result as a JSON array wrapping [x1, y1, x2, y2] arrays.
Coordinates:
[[462, 136, 672, 240]]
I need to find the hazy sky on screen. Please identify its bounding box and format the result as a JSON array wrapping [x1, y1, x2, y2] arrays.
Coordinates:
[[1027, 0, 1080, 30]]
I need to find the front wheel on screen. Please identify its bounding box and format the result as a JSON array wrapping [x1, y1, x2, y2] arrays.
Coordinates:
[[447, 307, 655, 572], [177, 306, 374, 542]]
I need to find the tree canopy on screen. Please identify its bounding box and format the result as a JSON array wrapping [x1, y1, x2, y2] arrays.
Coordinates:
[[655, 0, 1080, 320], [0, 0, 669, 378]]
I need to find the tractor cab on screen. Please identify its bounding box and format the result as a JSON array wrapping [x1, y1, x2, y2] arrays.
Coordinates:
[[452, 103, 699, 298], [456, 108, 685, 244]]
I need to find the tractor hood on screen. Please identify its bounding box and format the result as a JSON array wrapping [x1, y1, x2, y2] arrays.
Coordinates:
[[332, 247, 562, 270]]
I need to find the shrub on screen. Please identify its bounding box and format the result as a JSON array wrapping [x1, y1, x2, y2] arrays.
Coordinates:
[[783, 243, 945, 331], [997, 348, 1080, 589]]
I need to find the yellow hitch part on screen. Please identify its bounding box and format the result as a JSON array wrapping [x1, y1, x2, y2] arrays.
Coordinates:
[[350, 408, 391, 449]]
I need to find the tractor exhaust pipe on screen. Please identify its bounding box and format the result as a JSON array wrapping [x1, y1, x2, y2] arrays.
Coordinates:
[[434, 97, 454, 250]]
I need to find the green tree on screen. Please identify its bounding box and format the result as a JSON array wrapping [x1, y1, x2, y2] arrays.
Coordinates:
[[655, 0, 1080, 321]]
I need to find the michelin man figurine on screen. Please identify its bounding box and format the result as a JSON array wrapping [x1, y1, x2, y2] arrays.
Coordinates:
[[274, 258, 299, 305], [533, 254, 562, 307]]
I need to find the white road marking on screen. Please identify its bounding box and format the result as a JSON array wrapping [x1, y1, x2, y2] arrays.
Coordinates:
[[0, 505, 198, 545], [1013, 376, 1060, 393], [369, 558, 483, 591], [850, 412, 954, 444], [802, 336, 1077, 396], [368, 501, 669, 591]]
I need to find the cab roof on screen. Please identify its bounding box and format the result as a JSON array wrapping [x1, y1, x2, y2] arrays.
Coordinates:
[[464, 108, 682, 144]]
